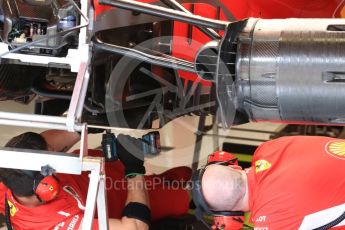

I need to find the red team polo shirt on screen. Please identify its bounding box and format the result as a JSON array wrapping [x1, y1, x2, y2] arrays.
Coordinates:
[[247, 136, 345, 229], [0, 172, 96, 230], [0, 150, 190, 230]]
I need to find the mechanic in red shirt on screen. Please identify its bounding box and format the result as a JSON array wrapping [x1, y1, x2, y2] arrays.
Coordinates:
[[199, 136, 345, 229], [0, 130, 191, 230]]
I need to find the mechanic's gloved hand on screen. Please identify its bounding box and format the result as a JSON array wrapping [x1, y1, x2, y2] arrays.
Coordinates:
[[117, 134, 146, 178]]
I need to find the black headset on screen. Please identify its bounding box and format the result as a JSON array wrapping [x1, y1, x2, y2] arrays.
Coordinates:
[[191, 166, 244, 219], [20, 169, 60, 202]]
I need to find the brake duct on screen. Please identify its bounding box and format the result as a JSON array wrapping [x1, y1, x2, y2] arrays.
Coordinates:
[[217, 18, 345, 128]]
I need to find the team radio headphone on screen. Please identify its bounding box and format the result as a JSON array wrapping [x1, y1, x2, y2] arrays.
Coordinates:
[[22, 165, 60, 203], [191, 151, 245, 229]]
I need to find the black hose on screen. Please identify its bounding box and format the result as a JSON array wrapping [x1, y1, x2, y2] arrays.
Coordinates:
[[313, 211, 345, 230], [31, 86, 72, 100]]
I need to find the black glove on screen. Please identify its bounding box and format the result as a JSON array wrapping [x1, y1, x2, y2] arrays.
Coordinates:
[[117, 134, 146, 177]]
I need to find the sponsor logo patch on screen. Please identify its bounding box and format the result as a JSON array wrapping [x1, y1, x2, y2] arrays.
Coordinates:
[[326, 141, 345, 159], [255, 160, 271, 173], [7, 200, 17, 217]]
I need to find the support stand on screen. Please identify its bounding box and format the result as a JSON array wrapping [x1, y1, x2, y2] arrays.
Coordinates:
[[192, 114, 206, 172]]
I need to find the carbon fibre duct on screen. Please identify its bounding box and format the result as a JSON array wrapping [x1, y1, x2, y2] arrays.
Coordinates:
[[217, 18, 345, 127]]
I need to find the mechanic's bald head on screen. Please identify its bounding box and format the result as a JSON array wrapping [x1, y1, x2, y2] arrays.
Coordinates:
[[201, 164, 249, 212]]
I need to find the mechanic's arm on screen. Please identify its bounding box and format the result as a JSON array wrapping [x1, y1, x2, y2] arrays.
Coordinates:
[[109, 134, 150, 230], [108, 175, 149, 230], [40, 128, 103, 152], [40, 130, 80, 152]]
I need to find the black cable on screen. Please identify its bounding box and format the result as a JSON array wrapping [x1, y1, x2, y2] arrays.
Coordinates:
[[313, 211, 345, 230], [5, 196, 13, 230], [31, 87, 72, 100]]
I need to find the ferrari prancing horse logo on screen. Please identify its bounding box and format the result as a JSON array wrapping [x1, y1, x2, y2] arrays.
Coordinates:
[[255, 160, 272, 173], [326, 141, 345, 159], [7, 200, 17, 217]]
